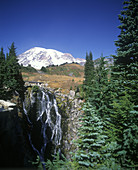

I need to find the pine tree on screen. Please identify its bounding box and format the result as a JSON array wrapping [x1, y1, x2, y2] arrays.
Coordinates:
[[4, 42, 24, 99], [114, 0, 138, 65], [0, 47, 5, 98], [113, 0, 138, 89], [86, 56, 110, 117], [109, 90, 138, 167], [75, 102, 108, 168], [110, 0, 138, 167], [84, 51, 95, 87]]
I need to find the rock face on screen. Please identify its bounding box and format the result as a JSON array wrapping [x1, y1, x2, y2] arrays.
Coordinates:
[[0, 101, 25, 167], [0, 100, 38, 168], [56, 90, 83, 159], [18, 47, 86, 69]]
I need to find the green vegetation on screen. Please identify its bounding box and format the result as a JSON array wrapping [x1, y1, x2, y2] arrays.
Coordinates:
[[32, 153, 78, 170], [84, 51, 94, 86], [40, 63, 83, 77], [32, 85, 40, 93], [0, 43, 24, 100], [75, 0, 138, 169], [20, 64, 37, 73]]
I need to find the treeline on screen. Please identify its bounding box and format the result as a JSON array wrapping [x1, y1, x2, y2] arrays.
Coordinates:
[[40, 63, 82, 77], [20, 64, 37, 73], [75, 0, 138, 168], [0, 43, 24, 100]]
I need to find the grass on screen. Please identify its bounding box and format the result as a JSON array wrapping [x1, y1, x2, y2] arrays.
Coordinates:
[[22, 72, 84, 93], [41, 63, 84, 78], [21, 63, 84, 93]]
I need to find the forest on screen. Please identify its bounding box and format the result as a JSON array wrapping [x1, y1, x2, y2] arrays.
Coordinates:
[[0, 0, 137, 169]]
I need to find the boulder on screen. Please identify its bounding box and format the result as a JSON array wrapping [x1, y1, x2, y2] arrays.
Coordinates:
[[69, 90, 75, 98]]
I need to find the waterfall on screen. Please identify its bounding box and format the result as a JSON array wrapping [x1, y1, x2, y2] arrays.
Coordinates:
[[23, 88, 62, 168]]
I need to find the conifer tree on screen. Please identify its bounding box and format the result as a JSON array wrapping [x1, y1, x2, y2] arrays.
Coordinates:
[[76, 0, 138, 168], [87, 56, 110, 117], [0, 47, 5, 98], [110, 0, 138, 167], [114, 0, 138, 66], [84, 51, 94, 86], [4, 42, 24, 99], [75, 102, 108, 168]]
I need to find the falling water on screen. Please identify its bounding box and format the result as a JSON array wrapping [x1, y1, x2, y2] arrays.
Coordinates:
[[23, 88, 62, 168]]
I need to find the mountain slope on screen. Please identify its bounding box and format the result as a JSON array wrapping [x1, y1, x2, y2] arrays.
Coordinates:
[[40, 63, 84, 77], [18, 47, 85, 69]]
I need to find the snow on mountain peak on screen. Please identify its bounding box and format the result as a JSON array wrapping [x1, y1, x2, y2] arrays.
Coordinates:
[[18, 47, 85, 70]]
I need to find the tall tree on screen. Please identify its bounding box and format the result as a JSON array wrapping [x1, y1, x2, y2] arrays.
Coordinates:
[[75, 102, 108, 169], [114, 0, 138, 64], [110, 0, 138, 167], [0, 47, 5, 98], [4, 42, 24, 99], [84, 51, 94, 86], [113, 0, 138, 78]]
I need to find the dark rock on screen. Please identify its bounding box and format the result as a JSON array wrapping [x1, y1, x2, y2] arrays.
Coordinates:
[[0, 106, 25, 168]]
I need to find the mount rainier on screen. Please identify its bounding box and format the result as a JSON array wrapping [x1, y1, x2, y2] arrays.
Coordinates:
[[18, 47, 85, 70]]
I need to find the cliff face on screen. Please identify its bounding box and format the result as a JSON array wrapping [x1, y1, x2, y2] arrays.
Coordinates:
[[0, 104, 25, 167], [56, 90, 83, 159], [0, 100, 38, 168]]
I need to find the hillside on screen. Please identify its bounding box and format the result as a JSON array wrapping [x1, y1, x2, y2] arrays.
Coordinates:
[[22, 72, 84, 93], [21, 59, 113, 93], [21, 63, 84, 93], [40, 63, 84, 77]]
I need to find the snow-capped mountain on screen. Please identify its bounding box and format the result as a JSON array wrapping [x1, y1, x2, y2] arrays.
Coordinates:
[[18, 47, 85, 70]]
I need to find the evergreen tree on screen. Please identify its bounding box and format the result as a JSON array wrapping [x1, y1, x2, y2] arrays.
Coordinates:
[[113, 0, 138, 96], [0, 47, 5, 98], [110, 0, 138, 167], [86, 56, 110, 117], [84, 51, 94, 86], [75, 102, 108, 168], [109, 90, 138, 167], [4, 42, 24, 99], [114, 0, 138, 65], [75, 0, 138, 169]]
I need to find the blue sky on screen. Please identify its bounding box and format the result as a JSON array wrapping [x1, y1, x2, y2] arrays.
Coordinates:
[[0, 0, 124, 60]]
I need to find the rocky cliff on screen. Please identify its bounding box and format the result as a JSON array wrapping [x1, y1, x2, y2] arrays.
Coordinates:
[[0, 101, 25, 167], [56, 90, 83, 159]]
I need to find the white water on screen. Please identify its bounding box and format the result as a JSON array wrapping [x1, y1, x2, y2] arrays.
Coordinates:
[[23, 89, 62, 168]]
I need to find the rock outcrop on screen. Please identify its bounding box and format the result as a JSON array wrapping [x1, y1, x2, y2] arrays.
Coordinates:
[[56, 89, 83, 159], [0, 100, 36, 168], [0, 101, 24, 167]]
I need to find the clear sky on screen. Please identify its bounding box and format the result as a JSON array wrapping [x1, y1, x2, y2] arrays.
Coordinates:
[[0, 0, 124, 60]]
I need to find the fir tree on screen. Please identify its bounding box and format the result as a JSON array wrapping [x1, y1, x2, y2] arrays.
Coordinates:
[[114, 0, 138, 65], [75, 102, 108, 169], [0, 47, 5, 98], [75, 0, 138, 168], [86, 56, 110, 117], [4, 42, 24, 99], [113, 0, 138, 88], [110, 0, 138, 167], [84, 51, 95, 86]]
